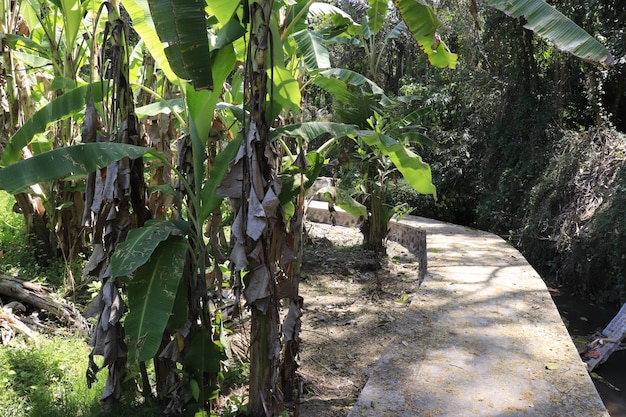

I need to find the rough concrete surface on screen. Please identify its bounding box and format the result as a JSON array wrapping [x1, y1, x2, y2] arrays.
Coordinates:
[[343, 215, 609, 417]]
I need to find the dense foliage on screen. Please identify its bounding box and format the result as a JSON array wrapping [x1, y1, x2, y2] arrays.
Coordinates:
[[388, 1, 625, 303], [0, 0, 621, 415]]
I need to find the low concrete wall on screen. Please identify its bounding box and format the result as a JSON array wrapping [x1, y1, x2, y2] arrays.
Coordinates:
[[306, 200, 427, 281], [305, 200, 609, 416]]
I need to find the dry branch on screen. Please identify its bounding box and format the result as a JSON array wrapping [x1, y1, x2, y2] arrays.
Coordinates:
[[0, 274, 87, 331]]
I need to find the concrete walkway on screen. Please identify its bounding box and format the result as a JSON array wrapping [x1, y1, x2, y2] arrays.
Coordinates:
[[342, 215, 609, 417]]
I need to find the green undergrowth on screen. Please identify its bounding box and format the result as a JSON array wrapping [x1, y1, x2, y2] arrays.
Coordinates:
[[520, 127, 626, 303], [0, 191, 84, 294], [0, 335, 107, 417]]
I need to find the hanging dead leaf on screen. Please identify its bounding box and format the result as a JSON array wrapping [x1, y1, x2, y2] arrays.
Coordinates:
[[244, 265, 272, 308], [216, 160, 244, 198], [282, 301, 302, 342], [247, 189, 267, 241]]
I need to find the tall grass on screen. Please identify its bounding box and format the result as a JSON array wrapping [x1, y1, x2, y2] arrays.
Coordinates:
[[0, 192, 106, 416], [0, 335, 107, 417]]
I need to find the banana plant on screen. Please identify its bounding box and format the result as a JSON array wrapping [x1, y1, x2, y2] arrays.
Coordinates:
[[299, 0, 613, 253], [1, 0, 110, 269], [0, 1, 614, 416], [317, 0, 458, 76], [308, 67, 436, 251]]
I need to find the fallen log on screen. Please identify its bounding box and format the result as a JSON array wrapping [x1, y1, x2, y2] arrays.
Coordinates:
[[0, 274, 87, 332]]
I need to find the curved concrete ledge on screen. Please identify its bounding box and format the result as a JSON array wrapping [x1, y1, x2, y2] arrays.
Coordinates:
[[305, 201, 609, 417]]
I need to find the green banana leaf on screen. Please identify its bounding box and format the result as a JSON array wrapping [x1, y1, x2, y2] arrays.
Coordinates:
[[111, 220, 190, 279], [483, 0, 614, 66], [125, 235, 187, 363], [199, 133, 244, 221], [0, 143, 153, 194], [215, 16, 246, 50], [312, 76, 352, 102], [385, 21, 408, 42], [316, 185, 368, 219], [206, 0, 239, 26], [393, 0, 458, 69], [184, 329, 224, 374], [184, 330, 224, 403], [319, 68, 385, 95], [1, 82, 105, 167], [291, 29, 331, 70], [367, 0, 388, 35], [60, 0, 82, 53], [121, 0, 179, 84], [147, 0, 213, 90], [216, 102, 247, 123], [135, 98, 185, 117], [186, 44, 237, 149], [4, 34, 50, 56], [269, 64, 302, 115], [359, 131, 437, 198], [11, 50, 52, 69], [308, 2, 354, 21], [271, 122, 358, 143], [308, 2, 361, 39], [278, 151, 325, 205], [186, 44, 236, 196]]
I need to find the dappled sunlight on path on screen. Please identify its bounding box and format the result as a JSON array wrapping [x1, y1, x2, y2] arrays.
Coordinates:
[[348, 216, 608, 417]]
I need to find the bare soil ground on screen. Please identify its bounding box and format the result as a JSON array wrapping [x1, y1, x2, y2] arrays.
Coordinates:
[[296, 221, 422, 417]]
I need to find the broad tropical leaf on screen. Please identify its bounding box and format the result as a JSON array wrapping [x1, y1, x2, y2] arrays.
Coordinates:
[[360, 131, 437, 198], [199, 133, 243, 221], [393, 0, 458, 69], [206, 0, 239, 26], [60, 0, 82, 52], [385, 21, 408, 42], [216, 102, 247, 123], [125, 236, 187, 363], [184, 330, 223, 374], [319, 68, 385, 95], [316, 185, 368, 218], [215, 16, 246, 49], [269, 64, 301, 114], [148, 0, 213, 90], [483, 0, 614, 66], [183, 330, 224, 403], [186, 44, 237, 194], [11, 50, 52, 69], [278, 151, 325, 204], [291, 30, 331, 70], [4, 34, 50, 56], [367, 0, 388, 35], [271, 121, 358, 142], [111, 220, 190, 279], [0, 143, 152, 194], [308, 2, 362, 38], [1, 82, 106, 167], [312, 76, 352, 102], [121, 0, 179, 84], [186, 44, 237, 148], [135, 98, 185, 117], [308, 2, 352, 19]]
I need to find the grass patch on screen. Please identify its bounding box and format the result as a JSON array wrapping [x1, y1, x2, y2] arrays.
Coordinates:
[[0, 334, 107, 417]]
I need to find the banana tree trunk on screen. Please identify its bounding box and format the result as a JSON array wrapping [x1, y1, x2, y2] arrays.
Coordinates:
[[244, 0, 284, 415], [361, 164, 386, 253]]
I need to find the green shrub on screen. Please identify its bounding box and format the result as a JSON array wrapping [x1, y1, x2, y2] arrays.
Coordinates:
[[520, 128, 626, 303]]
